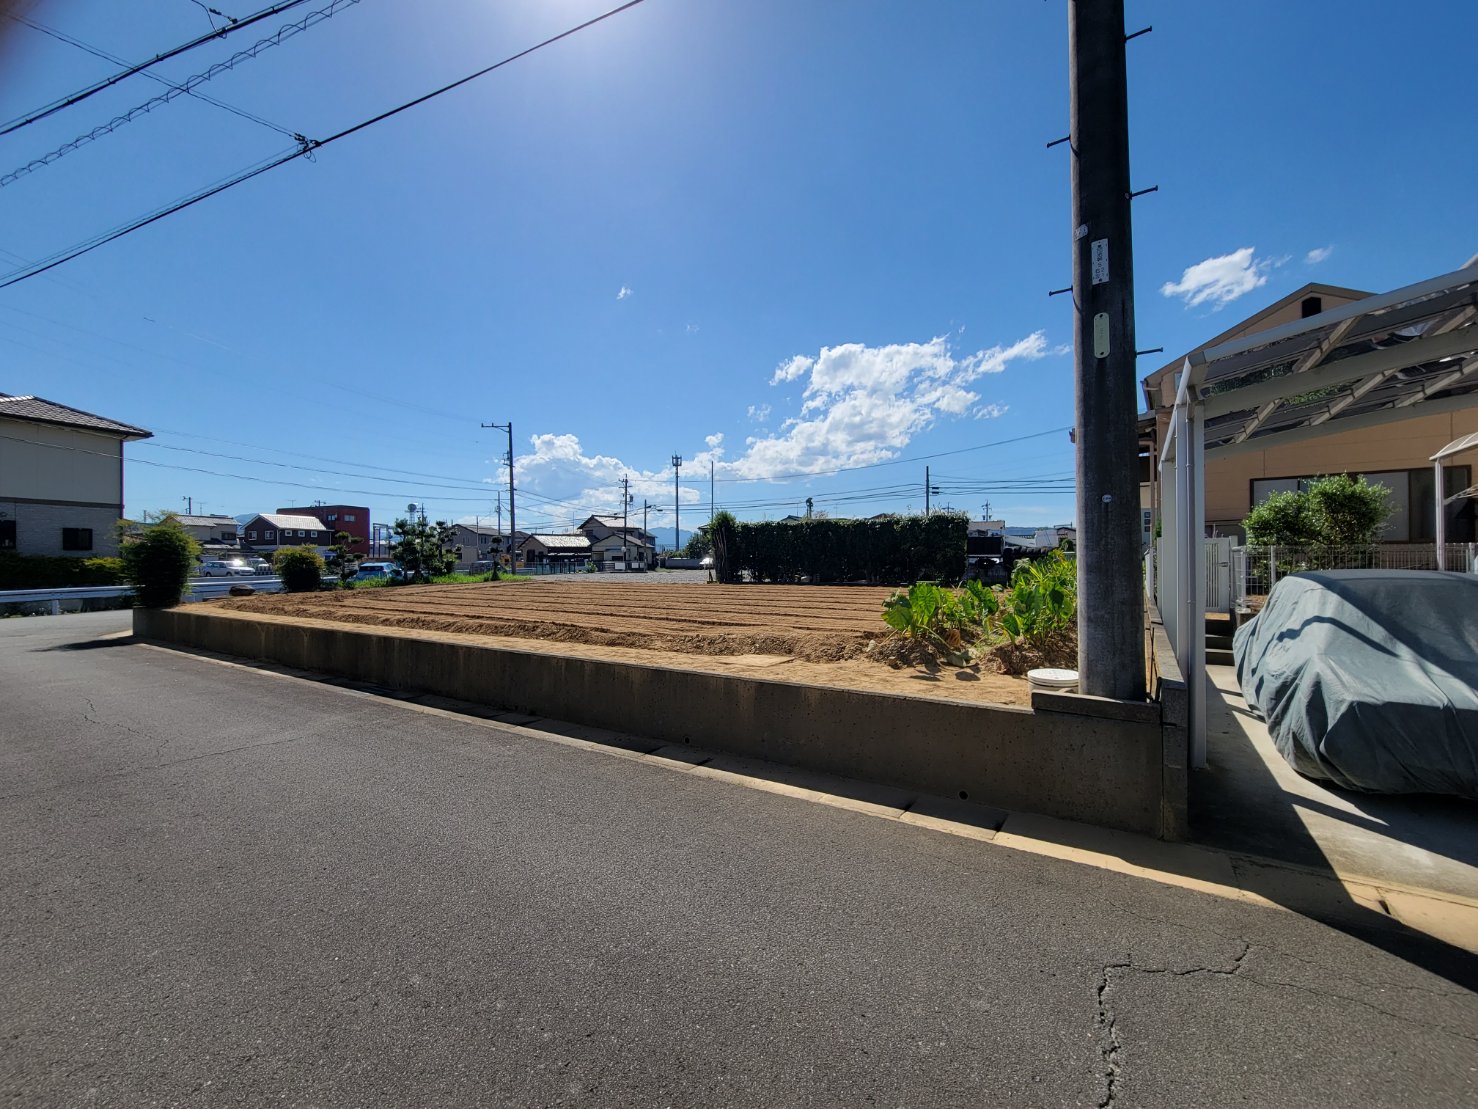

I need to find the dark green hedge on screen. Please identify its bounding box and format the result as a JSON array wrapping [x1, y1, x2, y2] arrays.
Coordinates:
[[729, 513, 967, 584], [0, 553, 126, 590]]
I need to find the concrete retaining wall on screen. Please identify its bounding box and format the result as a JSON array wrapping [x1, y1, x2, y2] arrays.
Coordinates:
[[136, 607, 1183, 838]]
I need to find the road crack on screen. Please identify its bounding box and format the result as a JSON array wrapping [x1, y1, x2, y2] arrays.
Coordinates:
[[1094, 942, 1252, 1106]]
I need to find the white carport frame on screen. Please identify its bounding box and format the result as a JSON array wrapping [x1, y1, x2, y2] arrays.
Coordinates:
[[1159, 262, 1478, 768], [1433, 430, 1478, 567]]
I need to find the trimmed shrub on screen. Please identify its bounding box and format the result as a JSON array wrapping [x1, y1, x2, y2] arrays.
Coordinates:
[[729, 512, 967, 584], [0, 553, 126, 590], [121, 516, 199, 608], [274, 546, 325, 593]]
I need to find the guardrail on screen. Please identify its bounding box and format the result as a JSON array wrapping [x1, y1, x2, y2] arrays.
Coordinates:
[[0, 577, 283, 615]]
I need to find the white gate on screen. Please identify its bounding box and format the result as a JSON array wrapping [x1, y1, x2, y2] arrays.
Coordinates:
[[1205, 537, 1233, 614]]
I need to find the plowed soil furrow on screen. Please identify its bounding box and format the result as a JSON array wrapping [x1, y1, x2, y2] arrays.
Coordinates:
[[220, 580, 897, 661]]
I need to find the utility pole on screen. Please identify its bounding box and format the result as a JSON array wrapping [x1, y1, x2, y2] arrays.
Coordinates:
[[621, 475, 632, 568], [1069, 0, 1146, 699], [925, 467, 930, 515], [671, 453, 683, 554], [182, 496, 192, 515], [709, 459, 715, 526], [482, 422, 515, 569], [805, 496, 813, 520]]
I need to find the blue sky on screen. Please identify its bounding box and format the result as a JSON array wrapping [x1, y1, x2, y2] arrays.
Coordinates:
[[2, 0, 1474, 542]]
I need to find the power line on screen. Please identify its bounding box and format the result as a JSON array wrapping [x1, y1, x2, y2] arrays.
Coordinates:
[[6, 14, 295, 139], [0, 0, 315, 137], [0, 2, 358, 188], [0, 0, 649, 290]]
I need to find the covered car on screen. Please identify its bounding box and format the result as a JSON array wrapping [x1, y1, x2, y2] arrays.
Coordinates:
[[1233, 569, 1478, 798]]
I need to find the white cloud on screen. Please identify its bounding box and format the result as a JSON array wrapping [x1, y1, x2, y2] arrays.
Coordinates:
[[731, 332, 1053, 480], [505, 331, 1057, 521], [1161, 247, 1269, 309], [685, 322, 699, 333], [1305, 245, 1333, 265], [616, 285, 632, 300], [770, 355, 812, 385]]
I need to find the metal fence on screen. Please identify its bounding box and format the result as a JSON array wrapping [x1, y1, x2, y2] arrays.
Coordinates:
[[0, 577, 283, 615], [1231, 544, 1478, 612]]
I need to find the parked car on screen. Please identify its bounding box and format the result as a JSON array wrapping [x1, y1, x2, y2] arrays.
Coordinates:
[[245, 557, 271, 575], [351, 562, 404, 583], [198, 560, 254, 577]]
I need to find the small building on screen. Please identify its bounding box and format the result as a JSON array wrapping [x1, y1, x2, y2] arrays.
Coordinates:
[[277, 504, 370, 553], [175, 514, 241, 547], [239, 513, 332, 554], [0, 393, 151, 558], [576, 514, 656, 568], [450, 523, 506, 571], [518, 533, 592, 567]]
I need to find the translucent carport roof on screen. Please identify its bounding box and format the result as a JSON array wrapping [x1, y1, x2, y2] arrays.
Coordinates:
[[1173, 261, 1478, 457]]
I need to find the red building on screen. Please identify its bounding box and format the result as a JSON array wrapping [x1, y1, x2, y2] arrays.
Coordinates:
[[277, 504, 370, 553]]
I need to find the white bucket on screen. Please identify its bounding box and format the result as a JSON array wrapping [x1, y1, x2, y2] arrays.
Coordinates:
[[1027, 667, 1079, 694]]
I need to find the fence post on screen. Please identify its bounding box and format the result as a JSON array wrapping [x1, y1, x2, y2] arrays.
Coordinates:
[[1268, 546, 1277, 590]]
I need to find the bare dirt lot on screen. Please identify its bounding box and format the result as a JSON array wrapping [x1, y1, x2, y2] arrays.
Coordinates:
[[218, 579, 1031, 706]]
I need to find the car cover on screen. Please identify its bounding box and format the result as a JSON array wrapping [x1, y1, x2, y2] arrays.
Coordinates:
[[1233, 569, 1478, 798]]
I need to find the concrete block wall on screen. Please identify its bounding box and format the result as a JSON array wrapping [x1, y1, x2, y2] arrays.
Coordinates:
[[137, 608, 1184, 838]]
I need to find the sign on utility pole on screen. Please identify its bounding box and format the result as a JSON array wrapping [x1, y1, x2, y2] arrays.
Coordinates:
[[1070, 0, 1146, 700]]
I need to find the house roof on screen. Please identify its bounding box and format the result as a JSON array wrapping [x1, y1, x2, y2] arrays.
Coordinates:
[[176, 514, 239, 528], [522, 533, 591, 550], [1162, 261, 1478, 460], [1143, 282, 1374, 404], [250, 513, 329, 531], [0, 393, 152, 439], [456, 523, 504, 536]]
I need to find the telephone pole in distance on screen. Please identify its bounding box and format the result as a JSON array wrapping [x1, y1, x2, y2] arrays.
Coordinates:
[[482, 421, 516, 568]]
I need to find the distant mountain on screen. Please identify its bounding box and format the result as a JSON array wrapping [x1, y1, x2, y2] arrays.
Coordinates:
[[650, 525, 696, 553]]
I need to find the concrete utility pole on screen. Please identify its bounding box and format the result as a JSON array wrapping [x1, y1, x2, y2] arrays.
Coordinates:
[[671, 454, 683, 553], [709, 459, 715, 527], [482, 422, 516, 568], [182, 496, 192, 515], [621, 476, 632, 567], [1069, 0, 1146, 700], [924, 467, 931, 515]]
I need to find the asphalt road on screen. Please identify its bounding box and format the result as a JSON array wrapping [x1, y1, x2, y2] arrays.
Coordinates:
[[2, 612, 1475, 1107]]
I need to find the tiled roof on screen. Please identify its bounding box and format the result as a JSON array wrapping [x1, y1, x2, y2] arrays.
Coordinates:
[[176, 515, 239, 527], [252, 513, 329, 531], [524, 533, 591, 549], [0, 393, 151, 438]]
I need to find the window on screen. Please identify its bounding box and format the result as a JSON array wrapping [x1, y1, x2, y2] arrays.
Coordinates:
[[266, 530, 276, 540], [248, 531, 257, 541], [1251, 466, 1473, 542], [310, 530, 318, 538], [327, 514, 337, 523], [0, 520, 14, 550], [345, 513, 356, 522], [1300, 295, 1323, 319], [297, 529, 306, 537], [62, 527, 94, 551]]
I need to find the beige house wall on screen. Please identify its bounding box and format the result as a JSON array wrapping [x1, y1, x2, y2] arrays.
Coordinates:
[[0, 421, 121, 505], [1204, 408, 1478, 528]]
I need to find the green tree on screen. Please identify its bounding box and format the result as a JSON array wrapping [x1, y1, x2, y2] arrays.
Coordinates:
[[1307, 473, 1392, 546], [390, 517, 459, 582], [709, 511, 738, 583], [120, 513, 199, 608], [274, 546, 325, 592], [324, 530, 358, 585], [681, 530, 712, 560], [1243, 488, 1320, 546], [1242, 474, 1392, 547]]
